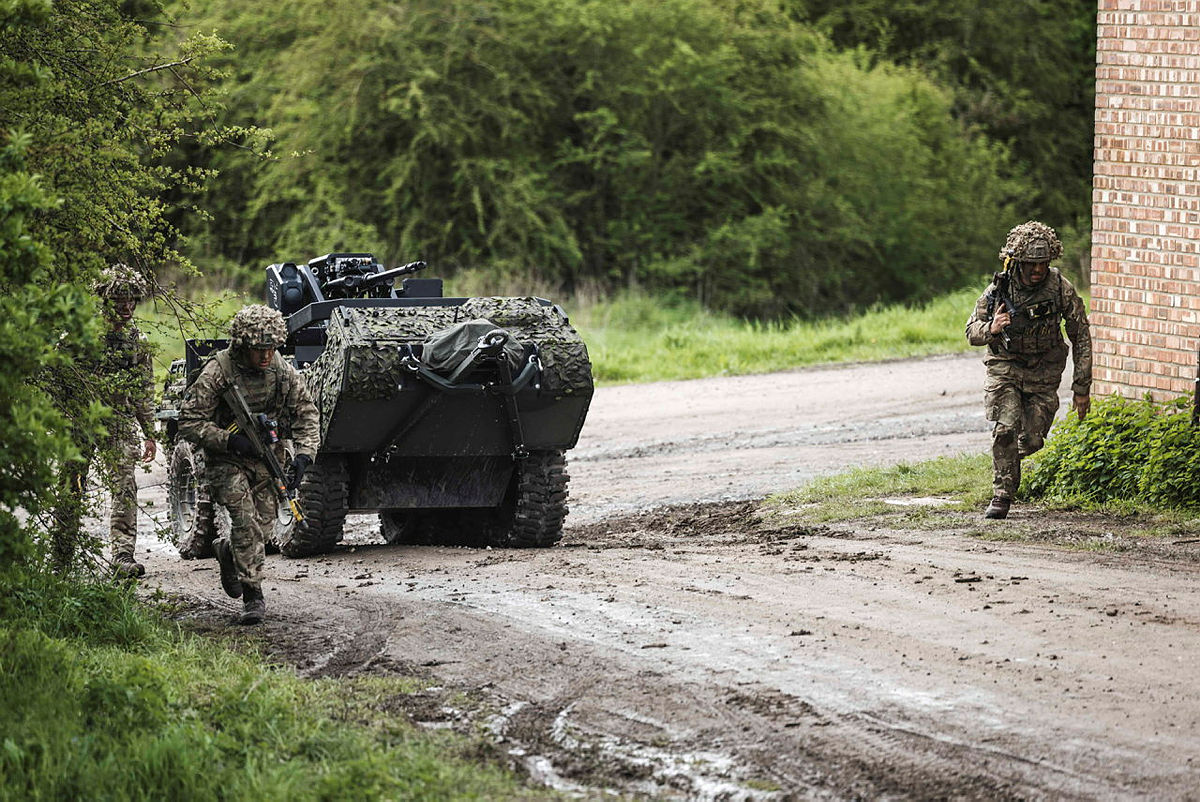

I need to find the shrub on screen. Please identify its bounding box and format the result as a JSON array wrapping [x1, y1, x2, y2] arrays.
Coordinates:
[[1026, 396, 1200, 509]]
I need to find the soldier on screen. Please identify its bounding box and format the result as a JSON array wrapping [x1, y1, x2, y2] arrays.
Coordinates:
[[966, 221, 1092, 519], [178, 305, 319, 625], [52, 265, 158, 576]]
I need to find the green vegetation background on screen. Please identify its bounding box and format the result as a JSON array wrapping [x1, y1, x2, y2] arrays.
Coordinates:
[[170, 0, 1097, 318]]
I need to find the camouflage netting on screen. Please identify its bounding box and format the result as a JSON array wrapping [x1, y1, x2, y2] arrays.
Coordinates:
[[461, 297, 593, 397], [999, 220, 1063, 263], [303, 299, 593, 439]]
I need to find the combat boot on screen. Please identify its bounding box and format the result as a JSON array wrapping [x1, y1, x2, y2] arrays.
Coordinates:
[[984, 496, 1011, 520], [112, 553, 145, 579], [214, 537, 243, 598], [239, 584, 266, 626]]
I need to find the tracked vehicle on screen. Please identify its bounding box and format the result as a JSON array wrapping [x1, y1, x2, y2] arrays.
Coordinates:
[[157, 254, 592, 557]]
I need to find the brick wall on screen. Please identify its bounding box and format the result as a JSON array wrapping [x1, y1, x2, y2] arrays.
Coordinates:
[[1091, 0, 1200, 399]]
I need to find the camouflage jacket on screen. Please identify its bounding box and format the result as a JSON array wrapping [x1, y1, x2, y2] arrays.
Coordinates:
[[102, 324, 156, 440], [965, 268, 1092, 396], [178, 348, 320, 464]]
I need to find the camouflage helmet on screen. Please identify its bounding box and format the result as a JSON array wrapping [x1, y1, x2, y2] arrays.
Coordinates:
[[229, 304, 288, 349], [999, 220, 1063, 264], [93, 263, 149, 299]]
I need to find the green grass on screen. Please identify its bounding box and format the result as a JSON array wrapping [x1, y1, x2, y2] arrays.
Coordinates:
[[765, 453, 992, 524], [136, 292, 246, 384], [0, 572, 546, 801], [570, 288, 980, 384]]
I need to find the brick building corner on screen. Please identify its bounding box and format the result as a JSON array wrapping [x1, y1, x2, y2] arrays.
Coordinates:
[[1091, 0, 1200, 399]]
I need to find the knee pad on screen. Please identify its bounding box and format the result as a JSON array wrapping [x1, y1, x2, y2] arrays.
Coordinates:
[[1019, 432, 1045, 456]]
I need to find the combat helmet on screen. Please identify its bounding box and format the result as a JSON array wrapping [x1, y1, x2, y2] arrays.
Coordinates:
[[93, 263, 149, 299], [229, 304, 288, 350], [999, 221, 1062, 264]]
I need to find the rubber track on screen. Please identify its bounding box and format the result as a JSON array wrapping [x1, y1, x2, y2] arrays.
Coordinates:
[[283, 455, 349, 557], [493, 450, 569, 548]]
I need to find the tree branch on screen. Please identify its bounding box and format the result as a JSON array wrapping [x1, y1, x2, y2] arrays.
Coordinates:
[[100, 57, 196, 87]]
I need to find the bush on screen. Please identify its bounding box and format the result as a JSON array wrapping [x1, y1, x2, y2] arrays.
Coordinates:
[[1026, 396, 1200, 509]]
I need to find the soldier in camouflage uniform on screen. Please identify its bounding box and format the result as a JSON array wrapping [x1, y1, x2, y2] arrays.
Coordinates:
[[52, 265, 158, 576], [966, 221, 1092, 519], [178, 305, 319, 624]]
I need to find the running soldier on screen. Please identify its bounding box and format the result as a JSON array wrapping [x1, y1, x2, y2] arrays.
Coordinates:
[[966, 221, 1092, 519], [178, 305, 319, 624]]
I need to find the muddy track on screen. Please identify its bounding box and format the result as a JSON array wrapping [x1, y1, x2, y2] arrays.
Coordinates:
[[136, 353, 1200, 799]]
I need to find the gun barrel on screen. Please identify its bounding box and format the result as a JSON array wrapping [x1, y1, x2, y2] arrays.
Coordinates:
[[366, 260, 427, 286]]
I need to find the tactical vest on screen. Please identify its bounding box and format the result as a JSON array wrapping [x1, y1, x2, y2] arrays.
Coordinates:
[[999, 270, 1065, 355], [101, 327, 147, 413], [103, 328, 141, 371], [213, 349, 288, 435]]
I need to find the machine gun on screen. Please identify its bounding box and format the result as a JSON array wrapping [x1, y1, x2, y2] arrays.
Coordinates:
[[321, 259, 428, 298], [221, 383, 304, 523]]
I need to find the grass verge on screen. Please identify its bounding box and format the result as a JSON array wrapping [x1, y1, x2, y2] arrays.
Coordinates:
[[761, 453, 1200, 550], [0, 571, 546, 801], [765, 453, 993, 524], [571, 288, 980, 384]]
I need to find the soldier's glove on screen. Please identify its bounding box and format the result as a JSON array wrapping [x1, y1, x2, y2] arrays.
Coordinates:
[[287, 454, 312, 493], [227, 432, 256, 457]]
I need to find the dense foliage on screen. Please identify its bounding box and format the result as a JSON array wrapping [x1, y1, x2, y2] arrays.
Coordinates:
[[0, 0, 225, 570], [1026, 397, 1200, 510], [172, 0, 1033, 316], [799, 0, 1098, 255]]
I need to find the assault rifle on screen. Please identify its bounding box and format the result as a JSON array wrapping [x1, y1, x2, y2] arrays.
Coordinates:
[[986, 254, 1023, 348], [221, 383, 304, 523]]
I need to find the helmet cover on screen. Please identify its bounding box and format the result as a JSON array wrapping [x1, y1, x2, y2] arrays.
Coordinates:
[[93, 263, 149, 299], [998, 220, 1062, 263], [229, 304, 287, 349]]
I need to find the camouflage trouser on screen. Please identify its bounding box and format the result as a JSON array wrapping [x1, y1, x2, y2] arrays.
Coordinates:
[[109, 432, 141, 559], [984, 366, 1062, 499], [50, 426, 142, 568], [206, 458, 275, 589]]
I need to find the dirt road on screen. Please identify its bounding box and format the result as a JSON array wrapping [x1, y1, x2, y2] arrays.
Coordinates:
[[136, 353, 1200, 799]]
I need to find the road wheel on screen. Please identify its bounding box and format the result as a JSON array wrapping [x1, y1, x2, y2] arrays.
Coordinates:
[[267, 440, 296, 554], [168, 440, 217, 559], [281, 454, 349, 557]]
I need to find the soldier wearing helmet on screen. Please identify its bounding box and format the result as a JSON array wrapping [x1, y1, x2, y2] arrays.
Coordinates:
[[178, 304, 319, 625], [966, 221, 1092, 519], [55, 264, 158, 577]]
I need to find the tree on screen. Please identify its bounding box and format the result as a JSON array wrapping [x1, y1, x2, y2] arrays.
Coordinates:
[[0, 0, 226, 570], [797, 0, 1096, 266]]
